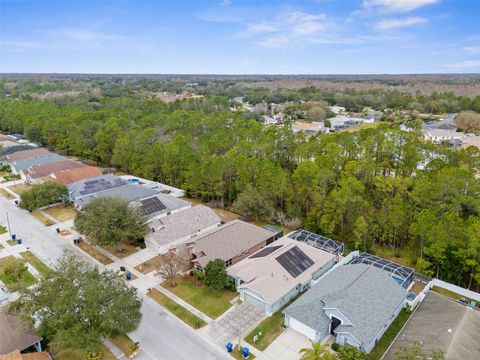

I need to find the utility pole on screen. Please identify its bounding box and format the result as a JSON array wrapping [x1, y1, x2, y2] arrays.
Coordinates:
[[6, 211, 11, 238]]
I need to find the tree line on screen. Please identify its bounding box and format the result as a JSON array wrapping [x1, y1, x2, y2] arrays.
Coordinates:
[[0, 96, 479, 290]]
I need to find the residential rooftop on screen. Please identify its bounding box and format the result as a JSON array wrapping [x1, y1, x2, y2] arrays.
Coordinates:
[[0, 308, 43, 355], [25, 159, 84, 179], [228, 237, 336, 304], [11, 154, 66, 172], [49, 166, 103, 185], [145, 205, 220, 249], [3, 148, 51, 163], [191, 220, 276, 267], [284, 263, 406, 348]]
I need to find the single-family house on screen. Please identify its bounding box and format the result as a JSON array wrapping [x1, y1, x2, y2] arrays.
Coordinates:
[[227, 237, 337, 316], [283, 264, 407, 353], [329, 106, 346, 114], [292, 121, 328, 134], [144, 205, 221, 252], [10, 154, 66, 174], [23, 160, 84, 183], [179, 220, 280, 270], [68, 174, 191, 219], [49, 166, 103, 185], [0, 308, 45, 356], [3, 148, 51, 163], [424, 129, 462, 143]]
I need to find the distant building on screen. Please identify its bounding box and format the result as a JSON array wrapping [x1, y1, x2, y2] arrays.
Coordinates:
[[292, 121, 328, 134], [424, 129, 462, 142], [329, 106, 346, 114]]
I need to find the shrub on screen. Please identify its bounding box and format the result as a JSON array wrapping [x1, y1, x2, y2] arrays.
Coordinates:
[[331, 343, 340, 352]]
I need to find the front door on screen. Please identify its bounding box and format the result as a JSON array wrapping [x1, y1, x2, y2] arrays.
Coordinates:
[[330, 317, 341, 335]]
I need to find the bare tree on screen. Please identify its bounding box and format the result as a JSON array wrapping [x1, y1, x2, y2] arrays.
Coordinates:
[[155, 252, 188, 287]]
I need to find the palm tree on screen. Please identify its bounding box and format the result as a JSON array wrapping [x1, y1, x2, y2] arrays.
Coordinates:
[[299, 340, 337, 360]]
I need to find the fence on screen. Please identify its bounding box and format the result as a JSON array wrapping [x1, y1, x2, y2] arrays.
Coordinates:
[[430, 278, 480, 302]]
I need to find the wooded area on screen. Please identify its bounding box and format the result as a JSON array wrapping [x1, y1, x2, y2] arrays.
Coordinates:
[[1, 87, 479, 291]]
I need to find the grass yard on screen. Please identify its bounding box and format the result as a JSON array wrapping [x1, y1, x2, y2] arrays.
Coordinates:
[[102, 241, 139, 258], [161, 275, 237, 319], [371, 245, 415, 269], [0, 188, 15, 200], [75, 241, 114, 265], [109, 334, 138, 357], [134, 255, 164, 274], [54, 345, 116, 360], [245, 311, 285, 351], [0, 244, 3, 249], [230, 345, 256, 360], [431, 286, 474, 304], [0, 226, 6, 234], [8, 183, 31, 195], [0, 256, 37, 291], [6, 239, 18, 246], [43, 203, 78, 222], [410, 281, 427, 295], [32, 210, 55, 226], [148, 288, 207, 329], [345, 122, 381, 133], [20, 251, 51, 276], [368, 309, 411, 360]]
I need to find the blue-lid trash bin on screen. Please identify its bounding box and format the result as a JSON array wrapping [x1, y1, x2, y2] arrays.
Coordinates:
[[11, 234, 16, 240], [226, 342, 233, 353], [126, 271, 132, 280], [17, 239, 22, 245], [242, 347, 249, 358]]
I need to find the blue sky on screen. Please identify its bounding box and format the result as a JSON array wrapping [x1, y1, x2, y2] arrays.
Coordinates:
[[1, 0, 479, 74]]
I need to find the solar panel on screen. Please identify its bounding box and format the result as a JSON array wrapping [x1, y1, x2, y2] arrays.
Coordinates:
[[249, 245, 283, 259], [276, 246, 314, 278], [79, 178, 127, 195], [140, 196, 166, 215]]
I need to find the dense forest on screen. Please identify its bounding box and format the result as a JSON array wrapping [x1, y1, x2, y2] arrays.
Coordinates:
[[0, 80, 479, 291]]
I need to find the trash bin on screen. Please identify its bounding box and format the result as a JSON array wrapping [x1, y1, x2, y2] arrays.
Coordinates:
[[17, 239, 22, 245], [56, 228, 60, 233], [14, 200, 18, 205], [120, 266, 126, 272], [226, 343, 233, 353], [11, 234, 16, 240], [126, 271, 132, 280], [242, 347, 249, 358]]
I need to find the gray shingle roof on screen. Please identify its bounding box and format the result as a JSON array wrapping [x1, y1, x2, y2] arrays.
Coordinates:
[[284, 264, 407, 347], [145, 205, 221, 248], [11, 154, 65, 172]]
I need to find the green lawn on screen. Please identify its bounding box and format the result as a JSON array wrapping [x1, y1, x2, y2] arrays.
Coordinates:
[[109, 334, 138, 357], [6, 239, 18, 246], [20, 251, 51, 276], [161, 276, 236, 319], [0, 226, 7, 234], [0, 188, 16, 200], [148, 288, 206, 329], [0, 256, 37, 291], [245, 311, 284, 351], [368, 309, 411, 360], [8, 183, 31, 195], [43, 203, 78, 222], [32, 210, 55, 226]]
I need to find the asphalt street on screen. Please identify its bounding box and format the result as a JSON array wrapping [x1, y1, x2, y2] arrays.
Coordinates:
[[0, 193, 229, 360]]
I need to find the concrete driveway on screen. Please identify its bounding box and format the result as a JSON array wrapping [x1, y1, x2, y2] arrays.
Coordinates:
[[204, 302, 265, 346], [262, 328, 311, 360]]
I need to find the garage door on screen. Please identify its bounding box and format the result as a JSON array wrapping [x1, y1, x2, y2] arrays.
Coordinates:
[[288, 317, 317, 341], [244, 292, 267, 312]]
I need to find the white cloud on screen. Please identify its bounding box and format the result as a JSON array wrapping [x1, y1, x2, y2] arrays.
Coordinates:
[[240, 11, 338, 48], [362, 0, 439, 13], [375, 16, 428, 30], [463, 46, 480, 54], [443, 60, 480, 68]]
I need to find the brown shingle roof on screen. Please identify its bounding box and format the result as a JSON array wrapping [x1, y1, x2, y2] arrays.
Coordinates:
[[4, 148, 51, 163], [0, 309, 42, 355], [191, 220, 275, 267], [25, 160, 84, 179], [49, 166, 103, 185], [0, 351, 50, 360]]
